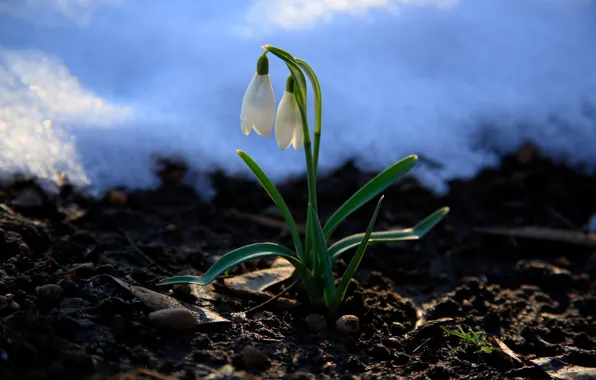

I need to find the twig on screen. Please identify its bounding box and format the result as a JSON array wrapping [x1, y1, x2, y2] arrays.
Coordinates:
[[548, 207, 574, 228], [226, 210, 306, 235], [118, 228, 168, 274], [0, 203, 17, 216], [475, 226, 596, 248], [413, 337, 431, 353], [110, 368, 179, 380], [243, 279, 299, 314]]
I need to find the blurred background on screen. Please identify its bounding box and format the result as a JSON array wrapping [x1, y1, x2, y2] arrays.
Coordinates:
[[1, 0, 595, 196]]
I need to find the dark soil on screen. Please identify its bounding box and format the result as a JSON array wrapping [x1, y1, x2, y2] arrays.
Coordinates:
[[1, 149, 595, 379]]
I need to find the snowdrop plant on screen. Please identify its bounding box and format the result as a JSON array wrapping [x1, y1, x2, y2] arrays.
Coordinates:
[[158, 45, 449, 318]]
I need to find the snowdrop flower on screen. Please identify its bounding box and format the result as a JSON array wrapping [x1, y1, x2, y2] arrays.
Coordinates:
[[275, 76, 304, 151], [241, 54, 276, 137]]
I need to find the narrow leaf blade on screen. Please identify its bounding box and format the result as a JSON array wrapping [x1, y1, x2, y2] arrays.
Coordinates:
[[157, 243, 295, 286], [308, 205, 336, 308], [237, 150, 303, 258], [334, 196, 384, 308], [329, 207, 449, 261], [156, 243, 320, 300], [323, 156, 418, 240], [412, 206, 450, 236]]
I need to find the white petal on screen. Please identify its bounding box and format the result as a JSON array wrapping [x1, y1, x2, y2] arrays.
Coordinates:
[[240, 73, 260, 135], [275, 91, 298, 150], [240, 74, 276, 137], [252, 75, 276, 137], [291, 106, 304, 151]]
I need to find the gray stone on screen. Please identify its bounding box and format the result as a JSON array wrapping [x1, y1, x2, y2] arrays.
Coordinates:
[[336, 315, 360, 335], [148, 308, 198, 331], [306, 313, 327, 332], [35, 284, 64, 302]]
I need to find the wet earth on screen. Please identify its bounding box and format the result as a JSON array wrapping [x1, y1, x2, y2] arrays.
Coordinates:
[[1, 148, 595, 379]]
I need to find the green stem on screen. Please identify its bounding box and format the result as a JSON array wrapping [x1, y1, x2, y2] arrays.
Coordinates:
[[295, 59, 321, 272], [261, 45, 319, 272], [296, 59, 322, 177], [293, 82, 317, 216], [297, 96, 317, 270]]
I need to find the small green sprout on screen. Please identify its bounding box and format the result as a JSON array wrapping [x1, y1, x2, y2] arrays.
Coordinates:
[[441, 326, 499, 354], [157, 45, 449, 318]]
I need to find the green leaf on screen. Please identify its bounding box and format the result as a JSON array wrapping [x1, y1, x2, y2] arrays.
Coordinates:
[[411, 206, 450, 236], [308, 204, 336, 309], [156, 242, 320, 301], [442, 327, 471, 341], [323, 155, 418, 240], [333, 195, 384, 309], [236, 150, 304, 259], [329, 207, 449, 261]]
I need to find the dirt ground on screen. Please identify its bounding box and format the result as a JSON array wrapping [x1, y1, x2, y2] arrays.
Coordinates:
[[1, 149, 595, 379]]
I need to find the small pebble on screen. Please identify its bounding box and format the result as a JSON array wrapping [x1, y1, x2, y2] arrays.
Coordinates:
[[394, 352, 410, 365], [18, 244, 32, 257], [35, 284, 64, 302], [98, 297, 130, 314], [20, 299, 33, 310], [284, 372, 315, 380], [515, 142, 537, 165], [61, 298, 90, 309], [147, 356, 160, 369], [9, 341, 38, 368], [306, 314, 327, 332], [62, 350, 95, 373], [10, 301, 20, 311], [369, 344, 391, 360], [390, 321, 407, 335], [73, 263, 96, 277], [130, 267, 152, 281], [157, 161, 187, 186], [12, 188, 43, 208], [57, 279, 77, 294], [14, 289, 27, 299], [336, 315, 360, 335], [241, 345, 268, 370], [173, 284, 192, 295], [148, 308, 198, 331], [162, 224, 183, 241], [383, 337, 402, 349], [95, 264, 116, 275], [106, 189, 127, 206], [112, 314, 128, 334]]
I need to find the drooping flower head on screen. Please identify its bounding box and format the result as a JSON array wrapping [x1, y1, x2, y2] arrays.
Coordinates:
[[240, 53, 276, 137], [275, 75, 304, 151]]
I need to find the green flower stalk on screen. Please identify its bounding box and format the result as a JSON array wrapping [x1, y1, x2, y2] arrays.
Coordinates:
[[158, 45, 449, 318]]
